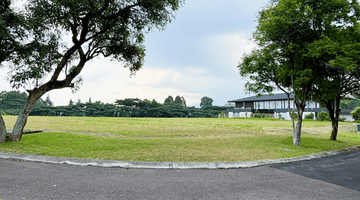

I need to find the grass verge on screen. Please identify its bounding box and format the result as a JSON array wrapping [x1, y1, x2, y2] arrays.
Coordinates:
[[0, 116, 359, 162]]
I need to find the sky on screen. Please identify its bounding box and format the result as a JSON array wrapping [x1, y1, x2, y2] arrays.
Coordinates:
[[0, 0, 270, 107]]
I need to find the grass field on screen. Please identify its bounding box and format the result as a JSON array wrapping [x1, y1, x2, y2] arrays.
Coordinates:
[[0, 116, 359, 162]]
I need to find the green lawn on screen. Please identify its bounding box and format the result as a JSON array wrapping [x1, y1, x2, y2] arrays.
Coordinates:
[[0, 116, 359, 162]]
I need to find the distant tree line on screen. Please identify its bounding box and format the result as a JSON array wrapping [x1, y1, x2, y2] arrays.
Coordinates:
[[340, 96, 360, 110], [0, 91, 232, 118]]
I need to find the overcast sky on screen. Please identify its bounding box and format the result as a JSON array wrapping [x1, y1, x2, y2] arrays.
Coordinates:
[[0, 0, 270, 107]]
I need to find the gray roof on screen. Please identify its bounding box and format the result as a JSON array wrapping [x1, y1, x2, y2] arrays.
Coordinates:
[[229, 93, 294, 102]]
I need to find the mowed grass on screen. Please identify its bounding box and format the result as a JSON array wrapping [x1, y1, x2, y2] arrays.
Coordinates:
[[0, 116, 359, 162]]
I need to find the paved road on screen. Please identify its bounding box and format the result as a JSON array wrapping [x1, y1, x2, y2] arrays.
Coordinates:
[[1, 150, 360, 199]]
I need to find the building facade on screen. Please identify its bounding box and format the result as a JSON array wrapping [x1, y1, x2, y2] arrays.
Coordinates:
[[226, 93, 353, 121]]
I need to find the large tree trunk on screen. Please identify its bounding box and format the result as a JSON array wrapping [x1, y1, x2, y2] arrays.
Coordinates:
[[9, 90, 45, 141], [327, 97, 341, 140], [330, 118, 339, 140], [293, 100, 305, 146], [293, 110, 303, 146], [0, 111, 6, 143]]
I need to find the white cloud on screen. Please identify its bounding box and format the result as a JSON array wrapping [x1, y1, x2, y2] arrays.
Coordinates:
[[0, 0, 269, 109], [203, 32, 256, 68], [42, 59, 204, 106]]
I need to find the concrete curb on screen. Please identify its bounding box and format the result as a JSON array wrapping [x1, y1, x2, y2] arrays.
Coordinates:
[[1, 146, 359, 169]]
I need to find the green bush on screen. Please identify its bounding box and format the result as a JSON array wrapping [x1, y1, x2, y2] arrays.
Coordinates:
[[351, 107, 360, 121], [339, 117, 347, 122], [317, 111, 330, 121], [251, 113, 260, 118], [291, 109, 298, 119], [305, 113, 314, 120]]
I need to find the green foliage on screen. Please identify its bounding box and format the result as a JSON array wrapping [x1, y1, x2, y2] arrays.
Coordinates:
[[317, 111, 330, 121], [0, 0, 27, 64], [174, 95, 186, 107], [239, 0, 360, 140], [251, 112, 272, 119], [304, 113, 314, 120], [164, 96, 174, 104], [291, 109, 298, 120], [0, 90, 231, 118], [340, 98, 360, 110], [5, 0, 185, 90], [350, 107, 360, 121], [338, 117, 347, 122], [200, 96, 213, 108], [0, 90, 50, 115]]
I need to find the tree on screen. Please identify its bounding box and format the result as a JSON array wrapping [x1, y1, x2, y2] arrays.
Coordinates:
[[68, 99, 74, 106], [306, 21, 360, 140], [174, 95, 186, 107], [240, 0, 360, 144], [238, 0, 341, 145], [0, 91, 28, 115], [2, 0, 184, 141], [200, 96, 213, 108], [350, 107, 360, 121], [340, 97, 360, 110], [0, 0, 27, 143], [0, 0, 26, 63], [164, 96, 174, 104], [45, 95, 53, 107], [115, 98, 142, 117]]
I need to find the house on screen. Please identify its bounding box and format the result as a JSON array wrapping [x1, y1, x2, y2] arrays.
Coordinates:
[[226, 93, 353, 121]]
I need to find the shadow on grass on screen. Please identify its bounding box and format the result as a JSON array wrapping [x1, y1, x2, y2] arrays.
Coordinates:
[[280, 136, 347, 150]]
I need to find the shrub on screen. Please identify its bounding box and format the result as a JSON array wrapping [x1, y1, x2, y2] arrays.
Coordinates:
[[291, 109, 298, 119], [351, 107, 360, 121], [305, 113, 314, 120], [317, 111, 330, 121], [339, 117, 347, 122], [252, 113, 260, 118]]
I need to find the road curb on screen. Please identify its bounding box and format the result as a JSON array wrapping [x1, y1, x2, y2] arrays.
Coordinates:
[[1, 146, 359, 169]]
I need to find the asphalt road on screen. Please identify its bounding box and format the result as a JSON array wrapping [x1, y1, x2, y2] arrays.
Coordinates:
[[1, 150, 360, 200]]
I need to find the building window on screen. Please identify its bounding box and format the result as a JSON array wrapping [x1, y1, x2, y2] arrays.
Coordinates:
[[259, 101, 264, 109], [290, 101, 294, 109], [308, 101, 316, 108], [264, 101, 270, 109], [270, 101, 276, 109], [276, 101, 282, 109]]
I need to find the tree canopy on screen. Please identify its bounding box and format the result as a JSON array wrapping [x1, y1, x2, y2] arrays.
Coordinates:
[[200, 96, 213, 108], [0, 0, 25, 63], [0, 0, 185, 142], [238, 0, 360, 145]]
